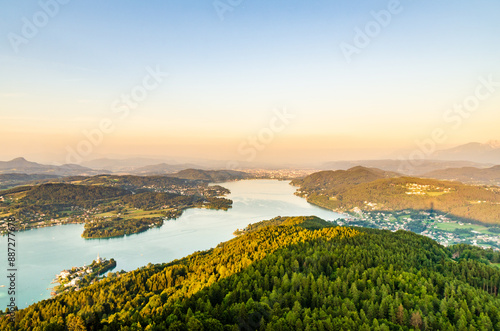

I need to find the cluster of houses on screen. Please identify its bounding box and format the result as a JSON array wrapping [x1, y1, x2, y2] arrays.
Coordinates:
[[345, 209, 500, 251], [54, 254, 106, 292], [404, 183, 452, 195]]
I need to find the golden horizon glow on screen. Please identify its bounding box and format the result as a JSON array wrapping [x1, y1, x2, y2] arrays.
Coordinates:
[[1, 2, 500, 165]]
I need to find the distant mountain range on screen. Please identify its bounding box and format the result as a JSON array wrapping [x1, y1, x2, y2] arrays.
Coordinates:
[[321, 159, 490, 176], [321, 141, 500, 175], [80, 157, 180, 172], [424, 165, 500, 186], [0, 173, 60, 190], [131, 163, 206, 175], [3, 139, 500, 180], [0, 157, 101, 176], [432, 140, 500, 164], [0, 157, 253, 189], [0, 157, 209, 177]]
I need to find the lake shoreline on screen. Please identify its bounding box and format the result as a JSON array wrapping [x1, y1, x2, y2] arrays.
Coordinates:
[[0, 179, 344, 309]]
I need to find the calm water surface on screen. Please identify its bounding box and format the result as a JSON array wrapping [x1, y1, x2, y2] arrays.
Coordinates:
[[0, 179, 343, 309]]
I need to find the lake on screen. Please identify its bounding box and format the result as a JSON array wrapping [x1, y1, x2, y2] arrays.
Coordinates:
[[0, 179, 343, 309]]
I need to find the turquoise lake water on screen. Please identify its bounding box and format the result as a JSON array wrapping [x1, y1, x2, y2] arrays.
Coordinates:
[[0, 179, 343, 309]]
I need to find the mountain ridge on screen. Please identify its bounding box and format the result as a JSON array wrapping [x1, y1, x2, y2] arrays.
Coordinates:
[[168, 168, 252, 182], [291, 166, 400, 197], [293, 167, 500, 225], [433, 141, 500, 164], [321, 159, 492, 176], [424, 165, 500, 185], [0, 157, 99, 176]]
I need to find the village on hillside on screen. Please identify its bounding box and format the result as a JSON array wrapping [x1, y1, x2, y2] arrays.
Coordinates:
[[338, 209, 500, 251]]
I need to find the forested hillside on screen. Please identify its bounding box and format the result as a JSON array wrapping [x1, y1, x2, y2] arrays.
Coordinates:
[[52, 174, 198, 191], [0, 173, 60, 190], [2, 216, 500, 330], [169, 169, 251, 182], [0, 176, 232, 237], [22, 183, 130, 206], [424, 165, 500, 186], [293, 168, 500, 225], [290, 166, 398, 197]]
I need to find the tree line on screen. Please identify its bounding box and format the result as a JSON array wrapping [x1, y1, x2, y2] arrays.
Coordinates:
[[1, 216, 499, 330]]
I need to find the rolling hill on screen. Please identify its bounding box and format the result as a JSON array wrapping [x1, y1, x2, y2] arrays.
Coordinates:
[[81, 157, 173, 172], [168, 169, 252, 182], [320, 159, 490, 176], [0, 175, 232, 237], [424, 165, 500, 186], [433, 140, 500, 164], [291, 166, 399, 197], [0, 173, 60, 190], [294, 168, 500, 225], [2, 216, 499, 330], [52, 174, 198, 190], [131, 163, 204, 175], [0, 157, 100, 176]]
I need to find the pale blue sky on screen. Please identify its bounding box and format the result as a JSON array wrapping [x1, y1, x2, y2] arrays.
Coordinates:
[[1, 1, 499, 164]]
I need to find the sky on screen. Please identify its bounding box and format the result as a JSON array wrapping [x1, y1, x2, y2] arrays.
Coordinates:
[[1, 0, 500, 166]]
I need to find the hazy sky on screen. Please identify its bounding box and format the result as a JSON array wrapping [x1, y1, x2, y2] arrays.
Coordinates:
[[1, 0, 500, 165]]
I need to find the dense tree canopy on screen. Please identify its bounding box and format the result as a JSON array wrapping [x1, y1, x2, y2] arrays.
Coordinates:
[[2, 216, 499, 330], [0, 176, 232, 238], [293, 168, 500, 225], [22, 183, 131, 206]]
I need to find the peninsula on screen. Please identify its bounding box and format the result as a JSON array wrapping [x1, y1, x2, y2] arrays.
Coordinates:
[[51, 255, 116, 296]]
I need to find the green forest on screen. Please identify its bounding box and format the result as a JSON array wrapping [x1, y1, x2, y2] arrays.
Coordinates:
[[169, 169, 251, 182], [2, 216, 499, 330], [82, 217, 164, 239], [0, 173, 60, 190], [292, 167, 500, 225], [53, 258, 117, 296], [0, 176, 232, 238], [48, 175, 198, 191]]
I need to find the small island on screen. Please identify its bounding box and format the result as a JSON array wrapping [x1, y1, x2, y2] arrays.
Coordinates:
[[82, 196, 233, 239], [51, 254, 116, 296]]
